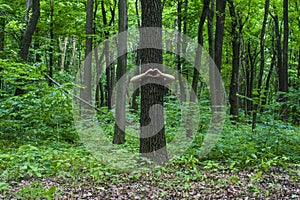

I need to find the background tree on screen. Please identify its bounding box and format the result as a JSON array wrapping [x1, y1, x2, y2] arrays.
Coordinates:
[[252, 0, 270, 130], [279, 0, 289, 121], [19, 0, 40, 62]]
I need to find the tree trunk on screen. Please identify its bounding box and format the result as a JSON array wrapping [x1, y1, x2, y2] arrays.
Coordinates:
[[214, 0, 226, 72], [80, 0, 93, 111], [190, 0, 209, 102], [113, 0, 128, 144], [279, 0, 289, 121], [0, 14, 4, 55], [228, 0, 240, 122], [211, 0, 226, 113], [101, 0, 113, 109], [207, 0, 214, 59], [140, 0, 168, 164], [252, 0, 270, 130], [176, 0, 186, 102], [48, 0, 54, 86], [19, 0, 40, 61]]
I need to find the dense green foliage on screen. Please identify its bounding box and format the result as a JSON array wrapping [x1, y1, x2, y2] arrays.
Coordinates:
[[0, 0, 299, 198]]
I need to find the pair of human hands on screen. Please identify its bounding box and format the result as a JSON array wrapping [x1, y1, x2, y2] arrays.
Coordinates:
[[130, 68, 175, 83], [143, 68, 163, 78]]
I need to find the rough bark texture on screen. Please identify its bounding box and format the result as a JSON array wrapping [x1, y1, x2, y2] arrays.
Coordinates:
[[19, 0, 40, 61], [113, 0, 128, 144], [140, 0, 168, 164]]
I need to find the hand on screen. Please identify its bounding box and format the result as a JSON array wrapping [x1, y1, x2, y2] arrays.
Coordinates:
[[145, 68, 162, 77]]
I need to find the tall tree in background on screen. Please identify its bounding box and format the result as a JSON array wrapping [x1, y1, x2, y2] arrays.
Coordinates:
[[210, 0, 226, 113], [190, 0, 209, 102], [101, 0, 116, 109], [252, 0, 270, 130], [228, 0, 240, 122], [207, 0, 214, 59], [140, 0, 168, 163], [80, 0, 93, 108], [214, 0, 226, 72], [48, 0, 54, 86], [19, 0, 40, 61], [176, 0, 186, 102], [113, 0, 128, 144], [279, 0, 289, 121], [0, 13, 4, 54]]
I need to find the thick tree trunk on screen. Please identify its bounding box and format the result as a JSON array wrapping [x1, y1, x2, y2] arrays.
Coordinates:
[[252, 0, 270, 130], [228, 0, 240, 122], [113, 0, 128, 144], [190, 0, 209, 102], [140, 0, 168, 164], [19, 0, 40, 61]]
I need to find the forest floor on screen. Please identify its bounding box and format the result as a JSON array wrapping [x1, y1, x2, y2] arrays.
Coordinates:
[[3, 165, 299, 199]]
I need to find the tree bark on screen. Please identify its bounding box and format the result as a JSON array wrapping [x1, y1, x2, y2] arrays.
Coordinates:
[[19, 0, 40, 61], [140, 0, 168, 164], [113, 0, 128, 144]]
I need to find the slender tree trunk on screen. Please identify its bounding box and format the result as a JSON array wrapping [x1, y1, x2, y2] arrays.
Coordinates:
[[0, 14, 4, 55], [279, 0, 289, 121], [214, 0, 226, 72], [211, 0, 226, 114], [19, 0, 40, 61], [190, 0, 209, 102], [252, 0, 270, 130], [207, 0, 214, 59], [228, 0, 240, 122], [113, 0, 128, 144], [130, 0, 141, 111], [80, 0, 93, 110], [176, 0, 186, 102], [101, 1, 113, 109], [182, 0, 188, 57], [140, 0, 168, 164], [48, 0, 54, 86]]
